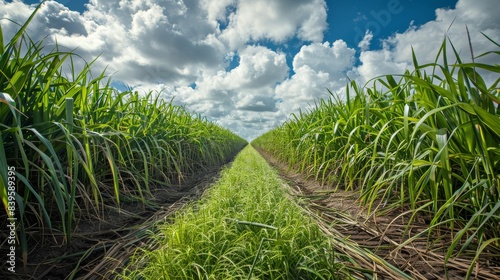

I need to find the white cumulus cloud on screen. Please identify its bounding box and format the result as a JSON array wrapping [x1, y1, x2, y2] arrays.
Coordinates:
[[356, 0, 500, 84], [219, 0, 327, 50], [276, 40, 357, 113]]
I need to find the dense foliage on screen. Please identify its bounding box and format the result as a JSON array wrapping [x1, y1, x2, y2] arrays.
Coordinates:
[[253, 36, 500, 276], [0, 5, 246, 261]]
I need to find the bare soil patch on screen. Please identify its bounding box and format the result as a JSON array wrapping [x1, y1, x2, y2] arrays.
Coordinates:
[[256, 147, 500, 280]]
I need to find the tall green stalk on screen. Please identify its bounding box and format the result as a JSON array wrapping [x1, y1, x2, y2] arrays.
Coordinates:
[[0, 4, 248, 270], [253, 36, 500, 273]]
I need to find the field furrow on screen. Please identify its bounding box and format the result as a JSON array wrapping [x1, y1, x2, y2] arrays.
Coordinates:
[[257, 147, 500, 279], [120, 146, 347, 279]]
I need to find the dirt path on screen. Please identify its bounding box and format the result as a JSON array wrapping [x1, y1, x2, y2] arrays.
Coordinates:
[[256, 147, 500, 280], [14, 147, 499, 280], [12, 164, 228, 280]]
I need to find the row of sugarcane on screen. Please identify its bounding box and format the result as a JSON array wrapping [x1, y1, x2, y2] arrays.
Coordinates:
[[0, 5, 247, 264], [252, 35, 500, 276]]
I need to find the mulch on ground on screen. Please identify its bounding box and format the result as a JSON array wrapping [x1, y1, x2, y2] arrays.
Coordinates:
[[256, 147, 500, 280], [1, 163, 229, 280]]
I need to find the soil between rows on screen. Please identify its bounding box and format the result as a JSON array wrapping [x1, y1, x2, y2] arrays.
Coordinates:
[[5, 146, 499, 279], [1, 161, 231, 280], [255, 147, 500, 280]]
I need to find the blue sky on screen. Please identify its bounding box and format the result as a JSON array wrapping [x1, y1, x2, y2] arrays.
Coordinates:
[[328, 0, 457, 47], [19, 0, 458, 51], [1, 0, 499, 140]]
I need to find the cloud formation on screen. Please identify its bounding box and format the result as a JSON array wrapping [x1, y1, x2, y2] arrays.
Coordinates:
[[357, 0, 500, 84], [276, 41, 356, 111], [0, 0, 499, 140], [219, 0, 327, 49]]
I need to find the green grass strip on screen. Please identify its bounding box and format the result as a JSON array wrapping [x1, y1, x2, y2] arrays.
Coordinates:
[[121, 145, 346, 279]]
